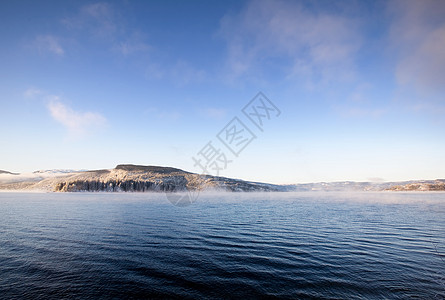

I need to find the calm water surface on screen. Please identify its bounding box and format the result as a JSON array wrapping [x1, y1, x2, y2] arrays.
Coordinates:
[[0, 192, 444, 299]]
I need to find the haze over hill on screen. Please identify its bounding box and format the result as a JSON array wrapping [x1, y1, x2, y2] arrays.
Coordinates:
[[0, 164, 289, 192], [0, 164, 444, 192]]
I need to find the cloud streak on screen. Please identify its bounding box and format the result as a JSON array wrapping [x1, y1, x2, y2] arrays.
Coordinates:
[[219, 0, 361, 84], [63, 2, 151, 58], [47, 97, 107, 138], [199, 108, 227, 120], [145, 60, 207, 86], [63, 2, 117, 38], [23, 88, 43, 98], [388, 0, 445, 95], [34, 35, 64, 56], [144, 107, 181, 121]]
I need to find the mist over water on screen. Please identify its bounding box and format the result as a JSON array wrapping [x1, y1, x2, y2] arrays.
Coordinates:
[[1, 192, 444, 299]]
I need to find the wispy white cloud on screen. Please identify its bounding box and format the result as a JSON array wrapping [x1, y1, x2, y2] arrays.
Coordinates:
[[23, 89, 107, 138], [388, 0, 445, 96], [341, 107, 387, 119], [23, 88, 43, 98], [170, 61, 207, 86], [219, 0, 361, 84], [63, 2, 152, 59], [46, 96, 107, 138], [144, 107, 181, 121], [62, 2, 117, 38], [145, 60, 206, 86], [34, 35, 64, 56], [115, 40, 150, 56], [112, 32, 151, 56], [198, 108, 227, 120]]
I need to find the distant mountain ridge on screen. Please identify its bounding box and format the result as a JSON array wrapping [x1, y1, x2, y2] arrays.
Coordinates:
[[291, 181, 387, 192], [385, 179, 445, 191], [33, 169, 85, 175], [0, 164, 288, 192], [0, 164, 444, 192], [0, 170, 19, 175], [291, 179, 445, 191], [52, 164, 287, 192]]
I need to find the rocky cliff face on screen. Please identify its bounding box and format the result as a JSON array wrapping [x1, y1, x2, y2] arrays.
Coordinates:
[[2, 164, 443, 193], [43, 164, 287, 192]]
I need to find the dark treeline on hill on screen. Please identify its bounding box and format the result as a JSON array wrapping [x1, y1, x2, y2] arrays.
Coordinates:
[[1, 164, 444, 192], [55, 180, 178, 192], [52, 164, 286, 192]]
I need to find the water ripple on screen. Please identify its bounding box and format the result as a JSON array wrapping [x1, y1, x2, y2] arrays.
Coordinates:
[[0, 192, 444, 299]]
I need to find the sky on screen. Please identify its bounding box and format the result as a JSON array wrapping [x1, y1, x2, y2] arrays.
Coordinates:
[[0, 0, 444, 184]]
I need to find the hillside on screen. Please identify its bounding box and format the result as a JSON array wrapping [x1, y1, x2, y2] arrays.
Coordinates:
[[0, 164, 287, 193], [0, 170, 19, 175], [385, 179, 445, 191], [1, 165, 444, 193]]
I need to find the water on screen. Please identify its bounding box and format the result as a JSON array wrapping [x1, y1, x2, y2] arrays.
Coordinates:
[[0, 192, 444, 299]]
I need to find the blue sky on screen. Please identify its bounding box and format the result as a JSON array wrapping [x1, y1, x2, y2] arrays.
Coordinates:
[[1, 0, 444, 184]]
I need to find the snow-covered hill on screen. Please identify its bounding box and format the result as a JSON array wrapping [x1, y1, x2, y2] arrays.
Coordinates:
[[0, 164, 288, 192], [1, 164, 443, 192]]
